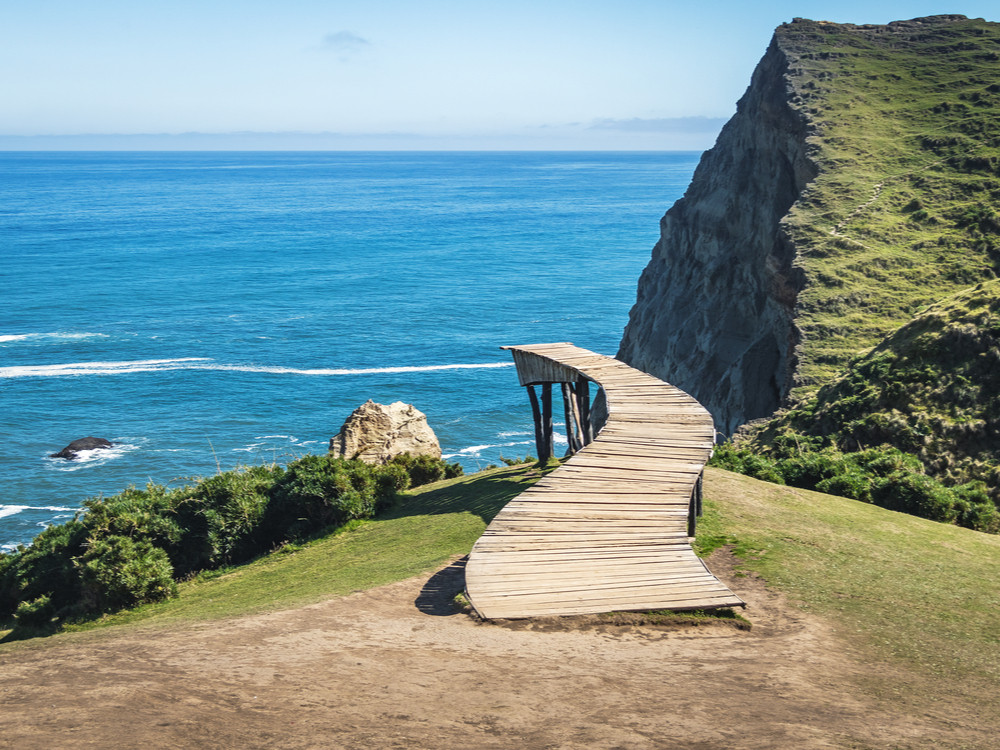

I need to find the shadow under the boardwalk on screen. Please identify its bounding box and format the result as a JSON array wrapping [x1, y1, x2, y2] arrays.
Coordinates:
[[415, 557, 467, 616]]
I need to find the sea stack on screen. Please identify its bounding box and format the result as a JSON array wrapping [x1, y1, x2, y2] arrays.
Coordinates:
[[329, 400, 441, 464]]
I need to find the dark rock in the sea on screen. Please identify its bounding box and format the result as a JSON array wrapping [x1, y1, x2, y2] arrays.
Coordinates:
[[50, 437, 113, 460]]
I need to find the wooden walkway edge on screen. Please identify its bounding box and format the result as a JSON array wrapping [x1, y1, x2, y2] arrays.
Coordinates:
[[465, 343, 744, 619]]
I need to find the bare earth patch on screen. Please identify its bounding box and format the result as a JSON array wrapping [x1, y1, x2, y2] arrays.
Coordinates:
[[0, 552, 989, 749]]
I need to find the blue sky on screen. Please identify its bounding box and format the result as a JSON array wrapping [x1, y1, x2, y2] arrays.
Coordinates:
[[2, 1, 998, 149]]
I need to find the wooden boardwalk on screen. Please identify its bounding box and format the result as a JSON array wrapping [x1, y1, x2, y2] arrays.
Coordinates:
[[465, 343, 744, 619]]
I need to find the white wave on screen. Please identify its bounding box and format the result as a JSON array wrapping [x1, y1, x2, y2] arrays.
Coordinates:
[[3, 358, 210, 378], [204, 362, 515, 376], [442, 439, 534, 458], [255, 435, 293, 440], [232, 443, 265, 453], [0, 358, 515, 378], [0, 504, 76, 520], [497, 430, 533, 438], [0, 332, 108, 343]]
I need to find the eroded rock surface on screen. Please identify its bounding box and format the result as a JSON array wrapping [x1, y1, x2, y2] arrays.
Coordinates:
[[329, 400, 441, 464], [618, 32, 816, 437]]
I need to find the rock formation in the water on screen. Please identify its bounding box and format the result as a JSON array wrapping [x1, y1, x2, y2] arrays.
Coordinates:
[[619, 15, 1000, 437], [329, 400, 441, 464], [50, 437, 113, 460]]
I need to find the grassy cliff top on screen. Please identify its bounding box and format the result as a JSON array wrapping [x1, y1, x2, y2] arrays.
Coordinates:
[[776, 15, 1000, 397], [761, 278, 1000, 491]]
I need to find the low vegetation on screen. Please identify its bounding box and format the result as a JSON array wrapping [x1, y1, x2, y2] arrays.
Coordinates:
[[720, 280, 1000, 533], [0, 453, 462, 637]]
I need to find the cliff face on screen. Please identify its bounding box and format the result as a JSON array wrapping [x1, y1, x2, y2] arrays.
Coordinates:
[[618, 34, 816, 436], [620, 15, 1000, 437]]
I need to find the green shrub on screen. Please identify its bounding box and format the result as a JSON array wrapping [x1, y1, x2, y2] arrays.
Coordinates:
[[372, 463, 411, 512], [0, 520, 87, 620], [78, 535, 177, 612], [781, 450, 845, 488], [816, 470, 872, 501], [265, 455, 382, 542], [871, 472, 958, 523], [187, 465, 284, 570], [387, 453, 462, 486], [13, 594, 56, 630], [81, 484, 183, 551]]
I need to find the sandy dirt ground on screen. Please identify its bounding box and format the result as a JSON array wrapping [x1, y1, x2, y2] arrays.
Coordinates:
[[0, 552, 989, 750]]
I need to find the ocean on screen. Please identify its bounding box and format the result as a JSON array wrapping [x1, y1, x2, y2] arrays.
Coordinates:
[[0, 150, 699, 551]]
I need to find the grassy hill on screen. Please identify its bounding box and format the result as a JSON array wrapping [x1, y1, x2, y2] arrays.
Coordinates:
[[756, 279, 1000, 500], [778, 16, 1000, 394], [3, 464, 997, 730]]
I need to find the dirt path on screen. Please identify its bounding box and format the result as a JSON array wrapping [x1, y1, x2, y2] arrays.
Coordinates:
[[0, 553, 986, 749]]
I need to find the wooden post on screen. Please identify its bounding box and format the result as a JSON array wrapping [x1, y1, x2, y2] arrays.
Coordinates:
[[561, 383, 580, 454], [566, 383, 584, 452], [527, 385, 548, 463], [576, 377, 593, 445], [688, 485, 697, 537], [541, 382, 554, 463], [695, 471, 704, 518]]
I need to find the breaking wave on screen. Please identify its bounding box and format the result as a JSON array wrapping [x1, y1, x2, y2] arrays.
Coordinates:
[[0, 358, 515, 379], [0, 504, 76, 520], [0, 332, 109, 344]]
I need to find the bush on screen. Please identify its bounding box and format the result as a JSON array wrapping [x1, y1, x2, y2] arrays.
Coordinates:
[[265, 455, 381, 542], [81, 484, 183, 551], [0, 520, 87, 620], [185, 464, 284, 570], [816, 470, 872, 501], [387, 453, 462, 486], [78, 535, 177, 612], [780, 450, 845, 488], [13, 594, 56, 630], [871, 472, 958, 523]]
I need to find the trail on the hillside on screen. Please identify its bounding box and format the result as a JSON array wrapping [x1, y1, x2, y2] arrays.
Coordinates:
[[0, 552, 987, 750]]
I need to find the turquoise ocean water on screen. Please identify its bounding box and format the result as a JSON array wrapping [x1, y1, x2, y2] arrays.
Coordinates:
[[0, 151, 699, 551]]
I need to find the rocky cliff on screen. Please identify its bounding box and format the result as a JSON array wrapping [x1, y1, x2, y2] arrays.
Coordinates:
[[619, 15, 1000, 437]]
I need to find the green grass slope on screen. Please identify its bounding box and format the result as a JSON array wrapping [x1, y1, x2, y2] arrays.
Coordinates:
[[761, 279, 1000, 497], [777, 16, 1000, 394], [702, 467, 1000, 721]]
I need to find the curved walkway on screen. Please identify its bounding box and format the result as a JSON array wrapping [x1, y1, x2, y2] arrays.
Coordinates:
[[465, 343, 744, 619]]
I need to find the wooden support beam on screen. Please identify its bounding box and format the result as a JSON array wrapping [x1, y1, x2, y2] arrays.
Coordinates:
[[561, 383, 581, 454], [577, 377, 593, 445], [527, 385, 547, 462], [695, 471, 704, 518], [541, 382, 554, 462], [687, 480, 698, 537]]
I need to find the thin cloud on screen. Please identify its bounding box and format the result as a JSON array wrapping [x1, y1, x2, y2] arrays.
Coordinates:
[[588, 116, 727, 133], [320, 31, 371, 57]]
